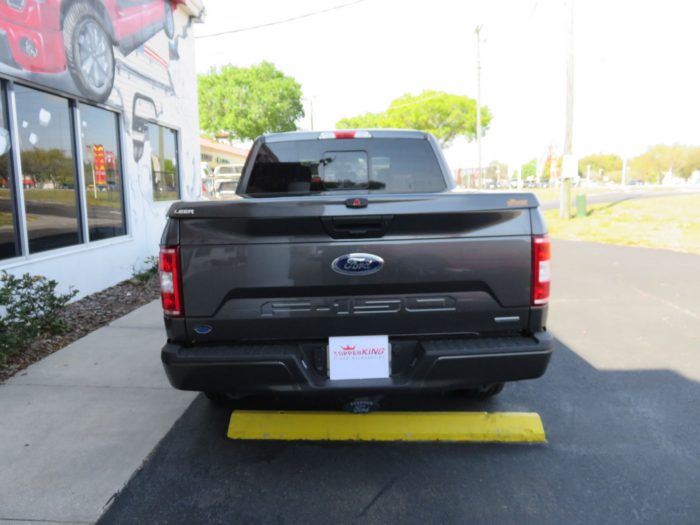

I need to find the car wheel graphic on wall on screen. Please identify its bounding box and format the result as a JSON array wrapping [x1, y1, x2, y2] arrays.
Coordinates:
[[63, 2, 115, 103], [164, 1, 175, 39]]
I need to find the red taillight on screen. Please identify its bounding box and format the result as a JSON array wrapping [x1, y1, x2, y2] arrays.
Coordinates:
[[532, 235, 551, 306], [159, 246, 183, 316]]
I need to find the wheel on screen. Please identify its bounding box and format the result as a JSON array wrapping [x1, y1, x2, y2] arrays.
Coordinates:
[[204, 391, 227, 405], [163, 1, 175, 39], [204, 391, 238, 406], [458, 382, 505, 400], [63, 1, 115, 102]]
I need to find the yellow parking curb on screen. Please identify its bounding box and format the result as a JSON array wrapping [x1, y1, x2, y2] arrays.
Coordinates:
[[227, 410, 546, 443]]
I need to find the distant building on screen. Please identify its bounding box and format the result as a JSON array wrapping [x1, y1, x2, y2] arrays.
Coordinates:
[[200, 136, 249, 171]]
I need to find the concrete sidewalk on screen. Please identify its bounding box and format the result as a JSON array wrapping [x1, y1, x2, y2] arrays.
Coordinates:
[[0, 301, 196, 524]]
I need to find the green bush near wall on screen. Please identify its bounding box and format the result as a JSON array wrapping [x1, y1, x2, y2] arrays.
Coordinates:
[[0, 272, 78, 362]]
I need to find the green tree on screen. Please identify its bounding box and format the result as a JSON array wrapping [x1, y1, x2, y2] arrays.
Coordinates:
[[578, 153, 622, 182], [198, 61, 304, 141], [20, 149, 74, 186], [630, 144, 700, 183], [521, 159, 537, 180], [579, 153, 622, 175], [337, 90, 492, 147]]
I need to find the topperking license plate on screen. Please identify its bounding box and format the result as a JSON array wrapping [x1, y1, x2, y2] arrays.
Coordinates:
[[328, 335, 390, 381]]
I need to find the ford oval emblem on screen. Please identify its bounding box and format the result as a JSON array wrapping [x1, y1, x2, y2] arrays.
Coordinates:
[[193, 325, 213, 335], [331, 253, 384, 276]]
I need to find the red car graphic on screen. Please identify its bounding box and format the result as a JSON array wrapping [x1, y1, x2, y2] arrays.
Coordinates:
[[341, 345, 356, 351], [0, 0, 179, 102]]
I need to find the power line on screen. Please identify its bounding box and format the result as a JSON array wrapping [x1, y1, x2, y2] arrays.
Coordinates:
[[195, 0, 367, 40]]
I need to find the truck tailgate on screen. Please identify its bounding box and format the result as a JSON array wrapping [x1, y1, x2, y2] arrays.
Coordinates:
[[173, 193, 537, 342]]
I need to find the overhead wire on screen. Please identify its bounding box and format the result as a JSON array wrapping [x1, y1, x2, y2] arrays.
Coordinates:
[[195, 0, 367, 39]]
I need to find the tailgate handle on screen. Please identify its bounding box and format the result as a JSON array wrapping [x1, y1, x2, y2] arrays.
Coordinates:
[[321, 215, 393, 238]]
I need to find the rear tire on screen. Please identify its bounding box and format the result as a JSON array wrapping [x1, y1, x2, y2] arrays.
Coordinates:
[[458, 382, 505, 399], [204, 391, 233, 406]]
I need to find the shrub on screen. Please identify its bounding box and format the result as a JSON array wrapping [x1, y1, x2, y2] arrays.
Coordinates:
[[132, 255, 159, 284], [0, 272, 78, 363]]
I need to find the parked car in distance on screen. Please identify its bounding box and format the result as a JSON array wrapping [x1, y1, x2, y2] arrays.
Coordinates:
[[213, 179, 239, 199], [206, 165, 243, 199], [213, 165, 243, 177]]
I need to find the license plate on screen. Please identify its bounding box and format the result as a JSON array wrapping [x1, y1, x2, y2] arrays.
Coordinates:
[[328, 335, 390, 381]]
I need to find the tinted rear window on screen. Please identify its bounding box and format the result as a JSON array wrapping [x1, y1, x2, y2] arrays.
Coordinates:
[[245, 138, 446, 196]]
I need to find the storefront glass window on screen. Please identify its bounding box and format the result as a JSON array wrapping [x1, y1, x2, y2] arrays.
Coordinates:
[[149, 125, 179, 201], [15, 86, 80, 253], [0, 83, 19, 260], [79, 103, 126, 240]]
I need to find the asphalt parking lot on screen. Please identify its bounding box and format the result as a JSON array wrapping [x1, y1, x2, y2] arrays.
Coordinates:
[[99, 240, 700, 524]]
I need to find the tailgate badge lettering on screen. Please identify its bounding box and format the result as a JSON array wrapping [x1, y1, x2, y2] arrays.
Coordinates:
[[345, 197, 368, 208], [332, 253, 384, 276]]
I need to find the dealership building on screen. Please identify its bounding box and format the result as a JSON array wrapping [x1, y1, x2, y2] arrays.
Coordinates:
[[0, 0, 204, 298]]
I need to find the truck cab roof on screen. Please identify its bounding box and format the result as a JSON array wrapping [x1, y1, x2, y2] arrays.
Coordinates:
[[262, 129, 432, 143]]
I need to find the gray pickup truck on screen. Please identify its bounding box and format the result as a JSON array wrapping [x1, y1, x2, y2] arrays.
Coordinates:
[[159, 130, 553, 404]]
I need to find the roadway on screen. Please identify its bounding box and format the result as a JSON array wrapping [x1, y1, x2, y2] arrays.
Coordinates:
[[98, 239, 700, 524]]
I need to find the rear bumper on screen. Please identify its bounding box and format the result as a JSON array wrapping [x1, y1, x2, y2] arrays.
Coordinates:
[[161, 332, 554, 395]]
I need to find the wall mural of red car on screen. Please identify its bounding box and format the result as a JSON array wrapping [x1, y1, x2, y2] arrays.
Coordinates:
[[0, 0, 179, 102]]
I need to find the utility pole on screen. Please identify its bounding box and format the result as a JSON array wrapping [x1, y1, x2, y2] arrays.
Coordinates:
[[517, 165, 523, 190], [309, 98, 314, 131], [475, 25, 483, 190], [560, 0, 575, 219]]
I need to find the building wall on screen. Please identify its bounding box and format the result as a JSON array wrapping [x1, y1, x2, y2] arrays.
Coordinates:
[[200, 137, 248, 170], [0, 1, 203, 298]]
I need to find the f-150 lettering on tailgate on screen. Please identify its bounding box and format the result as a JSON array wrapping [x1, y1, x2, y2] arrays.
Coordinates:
[[261, 296, 457, 317]]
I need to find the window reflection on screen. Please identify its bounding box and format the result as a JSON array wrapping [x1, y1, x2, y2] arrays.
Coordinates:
[[0, 83, 20, 260], [15, 86, 80, 253], [149, 125, 180, 201], [79, 104, 125, 241]]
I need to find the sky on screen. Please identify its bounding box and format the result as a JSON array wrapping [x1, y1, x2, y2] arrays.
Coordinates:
[[193, 0, 700, 170]]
